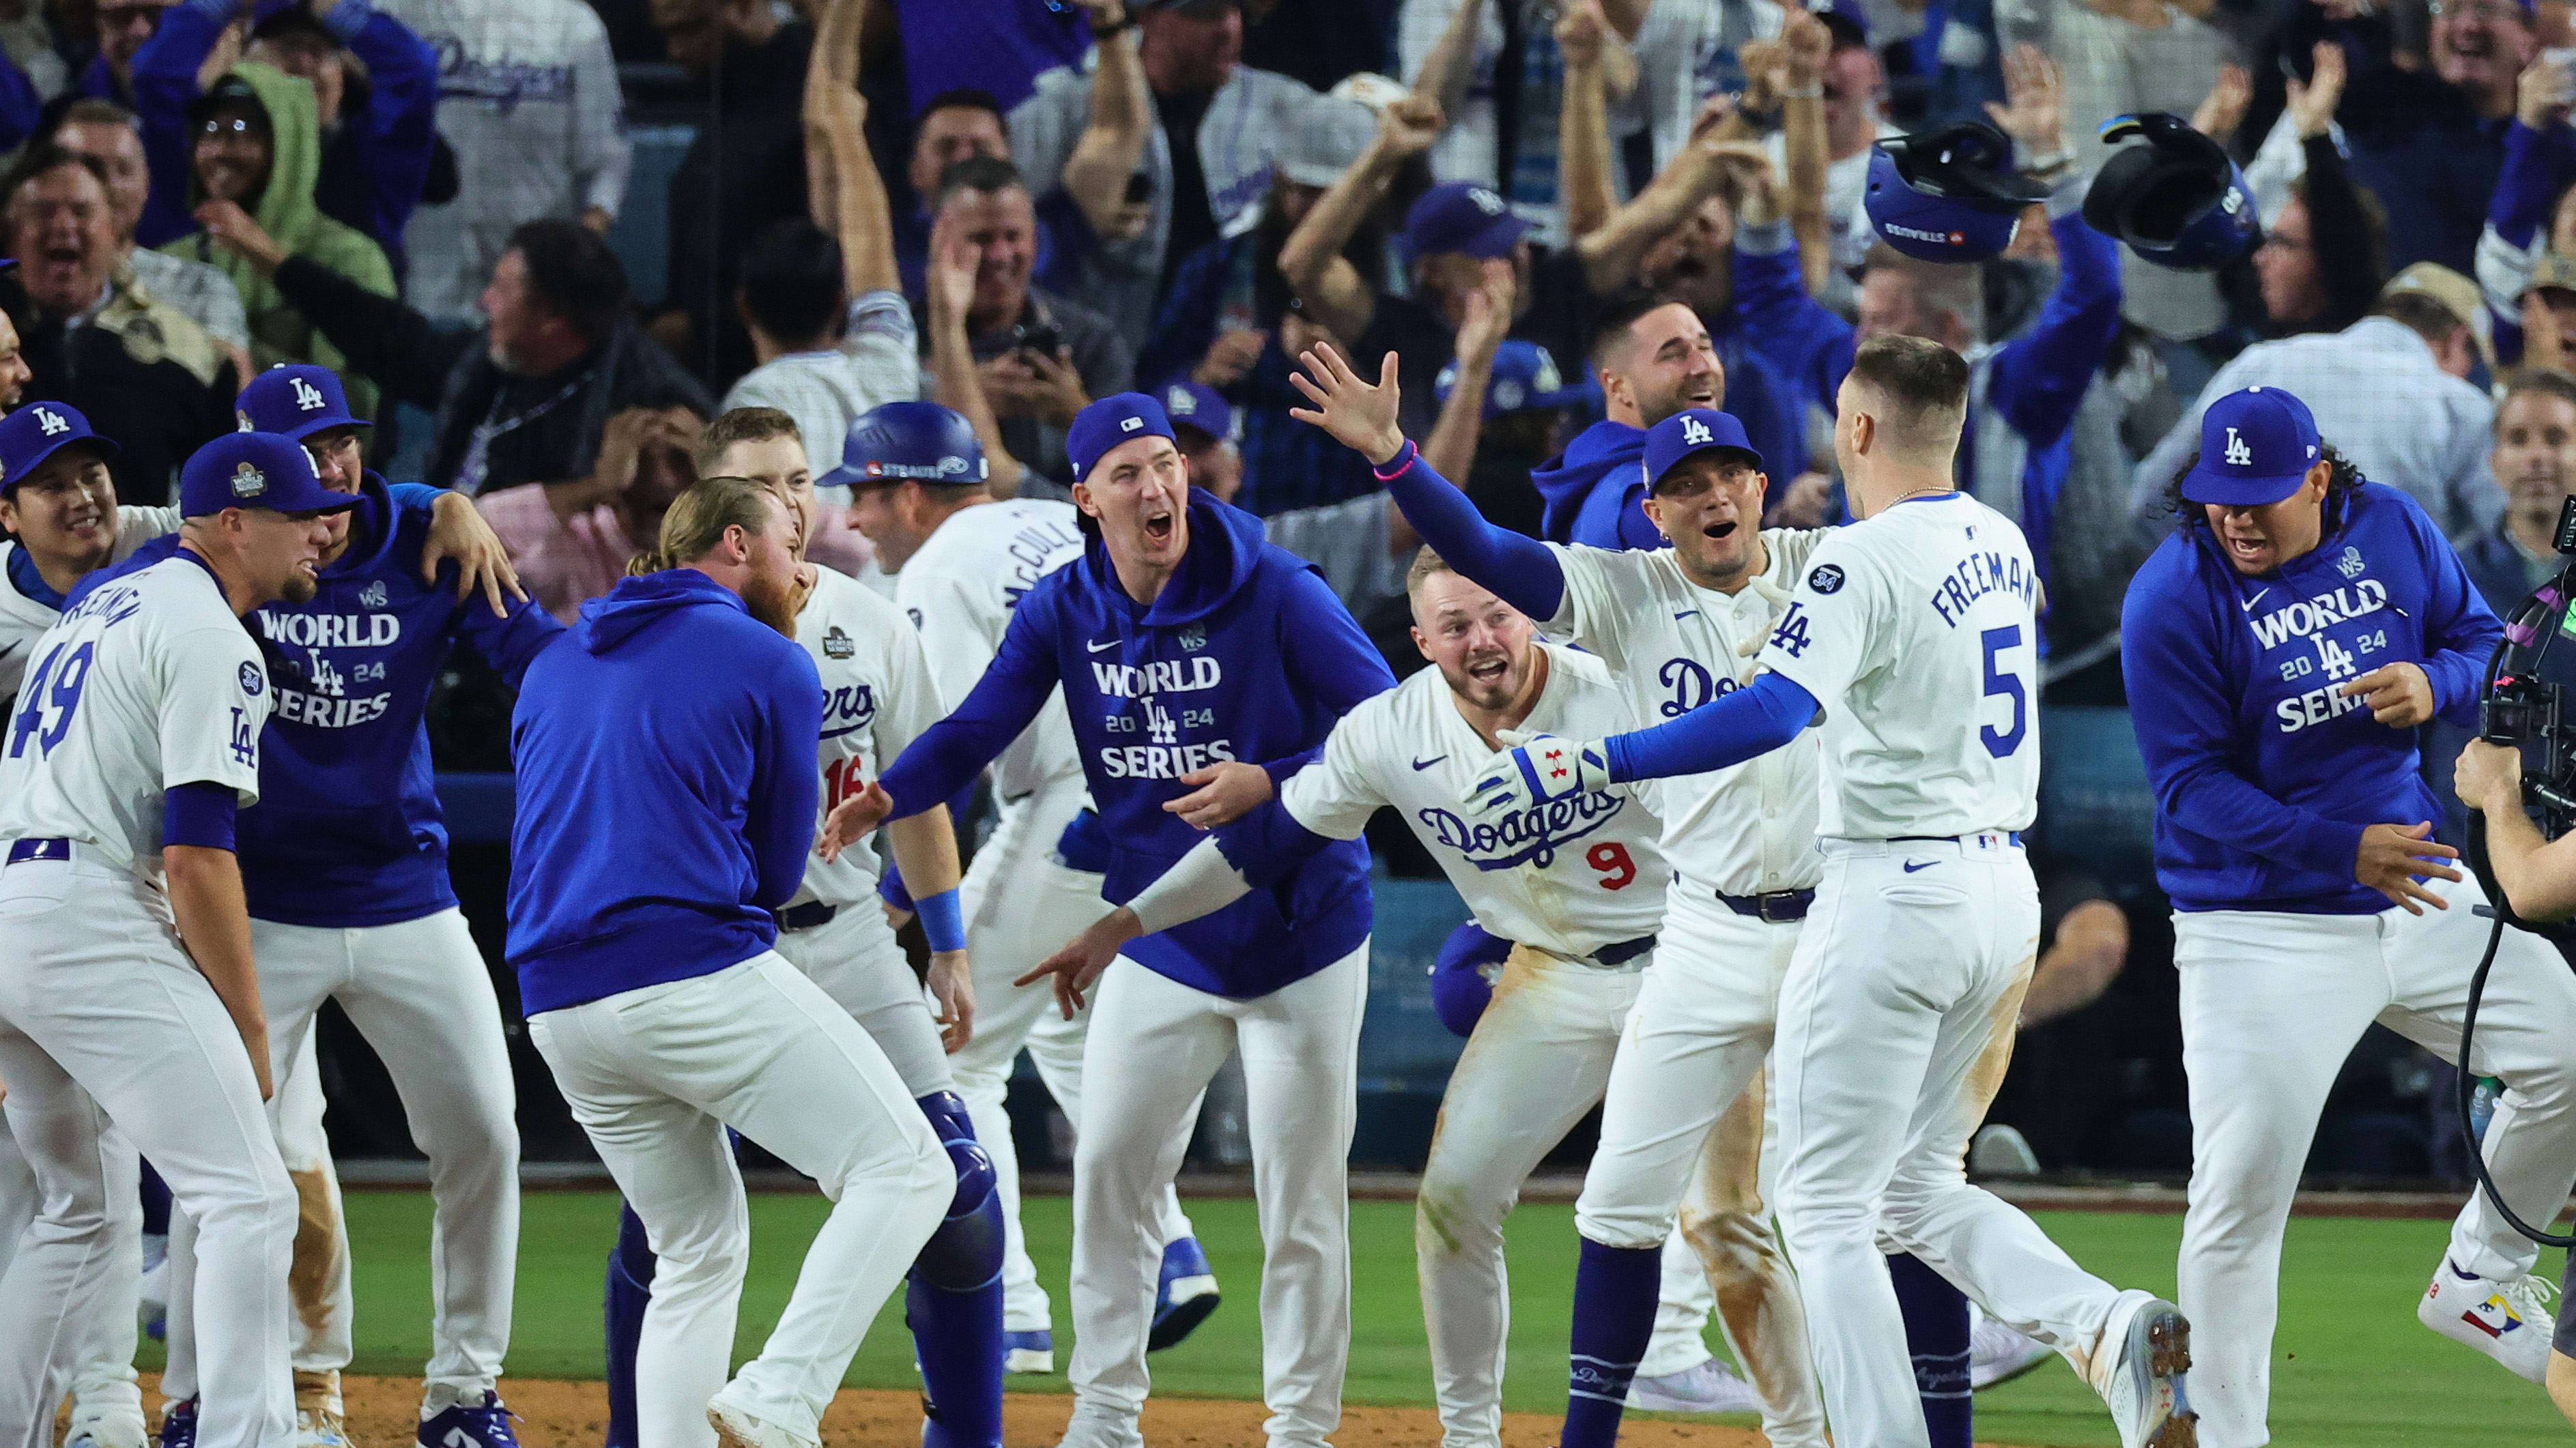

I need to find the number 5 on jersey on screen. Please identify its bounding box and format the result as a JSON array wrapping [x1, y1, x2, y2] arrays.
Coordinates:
[[1980, 624, 2029, 759]]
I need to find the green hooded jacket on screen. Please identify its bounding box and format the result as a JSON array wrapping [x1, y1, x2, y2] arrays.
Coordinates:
[[161, 61, 394, 422]]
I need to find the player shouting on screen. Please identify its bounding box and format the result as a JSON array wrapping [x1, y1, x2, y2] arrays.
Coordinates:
[[1291, 345, 1824, 1448], [2122, 386, 2576, 1447], [831, 392, 1394, 1448], [1456, 336, 2195, 1448], [0, 433, 357, 1448]]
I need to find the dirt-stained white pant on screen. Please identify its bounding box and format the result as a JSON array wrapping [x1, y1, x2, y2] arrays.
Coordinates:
[[530, 952, 951, 1448], [1570, 889, 1824, 1448], [2174, 871, 2576, 1448], [0, 852, 296, 1448], [949, 781, 1193, 1337], [1775, 836, 2128, 1448], [1066, 947, 1368, 1448]]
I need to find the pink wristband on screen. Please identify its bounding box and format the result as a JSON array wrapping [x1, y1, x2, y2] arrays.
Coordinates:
[[1372, 439, 1420, 481]]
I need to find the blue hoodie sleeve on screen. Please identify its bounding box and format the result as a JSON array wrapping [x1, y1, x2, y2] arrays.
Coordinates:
[[2120, 555, 2368, 878], [456, 592, 567, 691], [0, 49, 40, 151], [1207, 792, 1337, 887], [130, 0, 233, 249], [1375, 441, 1566, 620], [1987, 194, 2124, 450], [748, 642, 825, 908], [1261, 561, 1397, 785], [1603, 671, 1818, 781], [1729, 220, 1853, 418], [878, 585, 1065, 817], [2412, 504, 2506, 727], [323, 0, 440, 248]]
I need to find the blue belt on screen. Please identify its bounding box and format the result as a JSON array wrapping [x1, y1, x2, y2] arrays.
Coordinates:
[[1717, 888, 1813, 923], [775, 900, 838, 933], [1594, 934, 1657, 966], [6, 838, 70, 865]]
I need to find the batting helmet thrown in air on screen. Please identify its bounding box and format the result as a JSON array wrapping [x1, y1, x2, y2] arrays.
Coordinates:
[[2082, 113, 2260, 272], [821, 401, 988, 489], [1863, 121, 2049, 264]]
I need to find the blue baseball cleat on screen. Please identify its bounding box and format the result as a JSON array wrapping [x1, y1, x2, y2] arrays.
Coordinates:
[[156, 1401, 195, 1448], [1004, 1328, 1055, 1374], [416, 1390, 520, 1448], [1147, 1236, 1221, 1352]]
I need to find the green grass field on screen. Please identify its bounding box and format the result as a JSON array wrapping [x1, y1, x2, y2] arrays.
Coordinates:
[[227, 1189, 2565, 1447]]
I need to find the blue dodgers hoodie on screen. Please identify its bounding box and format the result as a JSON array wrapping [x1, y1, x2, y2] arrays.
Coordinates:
[[506, 570, 822, 1014], [2121, 481, 2502, 914], [878, 492, 1394, 998], [1531, 420, 1657, 549]]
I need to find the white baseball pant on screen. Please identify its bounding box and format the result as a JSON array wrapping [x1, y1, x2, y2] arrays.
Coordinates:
[[2173, 871, 2576, 1448], [949, 781, 1194, 1336], [1063, 947, 1368, 1448], [1572, 889, 1824, 1448], [164, 909, 519, 1400], [528, 951, 951, 1448], [773, 901, 954, 1099], [1775, 836, 2132, 1448], [0, 1112, 144, 1447], [0, 852, 296, 1448], [1416, 942, 1749, 1448]]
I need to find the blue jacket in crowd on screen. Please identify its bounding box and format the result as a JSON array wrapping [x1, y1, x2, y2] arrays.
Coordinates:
[[506, 570, 821, 1015], [106, 476, 560, 927], [2121, 482, 2502, 914], [878, 492, 1394, 998]]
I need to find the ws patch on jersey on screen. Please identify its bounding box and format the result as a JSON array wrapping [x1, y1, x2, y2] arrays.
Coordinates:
[[1807, 564, 1845, 594], [823, 626, 855, 659], [237, 661, 263, 697]]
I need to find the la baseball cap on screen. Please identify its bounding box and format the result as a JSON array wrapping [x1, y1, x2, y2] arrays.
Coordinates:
[[1404, 182, 1535, 262], [819, 401, 987, 489], [235, 363, 369, 440], [1067, 392, 1179, 483], [178, 431, 362, 519], [1644, 407, 1765, 491], [2181, 386, 2321, 508], [1155, 379, 1235, 445], [0, 402, 117, 495], [1435, 340, 1596, 420]]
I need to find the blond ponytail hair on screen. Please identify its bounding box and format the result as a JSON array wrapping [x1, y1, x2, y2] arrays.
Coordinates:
[[627, 474, 784, 576]]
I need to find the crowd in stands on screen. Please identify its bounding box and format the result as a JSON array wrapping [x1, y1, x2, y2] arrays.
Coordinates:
[[1, 0, 2572, 1176]]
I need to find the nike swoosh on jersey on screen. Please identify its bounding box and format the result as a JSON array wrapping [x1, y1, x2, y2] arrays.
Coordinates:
[[2241, 588, 2270, 612], [0, 641, 18, 662], [1086, 639, 1119, 653], [1673, 611, 1699, 620], [1412, 755, 1448, 770], [1902, 859, 1936, 873]]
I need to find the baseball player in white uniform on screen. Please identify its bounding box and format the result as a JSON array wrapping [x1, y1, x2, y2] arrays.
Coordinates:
[[833, 403, 1210, 1370], [0, 431, 360, 1448], [1289, 351, 1824, 1447], [1467, 336, 2196, 1448]]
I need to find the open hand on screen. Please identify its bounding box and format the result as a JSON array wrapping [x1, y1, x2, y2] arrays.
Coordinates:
[[2287, 41, 2348, 142], [422, 491, 527, 617], [817, 780, 893, 863], [1016, 906, 1144, 1019], [2192, 63, 2252, 143], [1164, 759, 1272, 830], [927, 950, 975, 1052], [1984, 44, 2067, 161], [2354, 822, 2462, 915], [1287, 342, 1406, 465]]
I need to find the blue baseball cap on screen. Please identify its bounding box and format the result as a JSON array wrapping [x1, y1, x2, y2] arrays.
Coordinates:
[[1644, 408, 1765, 491], [179, 432, 361, 519], [1404, 182, 1535, 261], [235, 364, 369, 441], [1435, 341, 1595, 420], [822, 401, 987, 489], [0, 401, 117, 495], [1154, 378, 1235, 444], [1066, 392, 1179, 483], [2181, 386, 2322, 508]]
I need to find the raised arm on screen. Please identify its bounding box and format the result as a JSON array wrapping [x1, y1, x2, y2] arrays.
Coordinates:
[[1289, 341, 1564, 619], [876, 592, 1068, 819], [269, 255, 472, 409], [921, 213, 1029, 495], [803, 0, 899, 296], [1719, 147, 1855, 408], [1556, 0, 1615, 242], [333, 0, 442, 245], [1057, 0, 1155, 244], [1278, 93, 1446, 344], [1775, 10, 1833, 295], [1569, 116, 1732, 296], [1418, 263, 1512, 481], [2282, 43, 2380, 329], [1407, 0, 1487, 126]]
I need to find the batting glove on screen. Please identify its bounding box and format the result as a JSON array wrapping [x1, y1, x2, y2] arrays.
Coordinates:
[[1459, 729, 1612, 817]]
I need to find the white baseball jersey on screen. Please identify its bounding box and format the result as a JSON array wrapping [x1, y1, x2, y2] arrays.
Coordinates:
[[1283, 643, 1668, 959], [0, 552, 268, 885], [1758, 493, 2041, 839], [792, 565, 946, 907], [1545, 530, 1827, 896], [0, 508, 182, 699], [893, 498, 1087, 800]]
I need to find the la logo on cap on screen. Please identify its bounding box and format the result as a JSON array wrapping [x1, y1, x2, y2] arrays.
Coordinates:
[[1682, 416, 1713, 446], [2224, 426, 2252, 467], [1165, 386, 1194, 416], [291, 377, 326, 411], [1119, 416, 1143, 433], [1469, 188, 1505, 215], [235, 410, 254, 432], [231, 461, 266, 497], [33, 408, 66, 437]]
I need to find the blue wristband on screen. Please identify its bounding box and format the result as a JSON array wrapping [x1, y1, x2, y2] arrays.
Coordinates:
[[916, 887, 966, 953]]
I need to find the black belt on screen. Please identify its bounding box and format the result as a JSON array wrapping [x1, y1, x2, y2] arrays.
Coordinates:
[[1594, 934, 1657, 966], [1716, 888, 1814, 923], [1890, 831, 2024, 846], [6, 839, 69, 865], [775, 900, 838, 933]]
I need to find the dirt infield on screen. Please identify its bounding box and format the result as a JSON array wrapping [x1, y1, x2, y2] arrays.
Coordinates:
[[317, 1373, 1790, 1448]]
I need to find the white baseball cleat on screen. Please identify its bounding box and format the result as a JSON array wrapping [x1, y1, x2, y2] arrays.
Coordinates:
[[2092, 1290, 2194, 1448], [1051, 1404, 1145, 1448], [705, 1384, 820, 1448], [294, 1371, 350, 1448], [2418, 1257, 2557, 1383], [1970, 1304, 2056, 1389], [1624, 1357, 1762, 1414], [1005, 1328, 1056, 1374], [66, 1400, 149, 1448]]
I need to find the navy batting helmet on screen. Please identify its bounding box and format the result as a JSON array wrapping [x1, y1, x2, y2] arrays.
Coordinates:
[[822, 401, 987, 489], [2083, 113, 2259, 272], [1863, 121, 2049, 264]]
